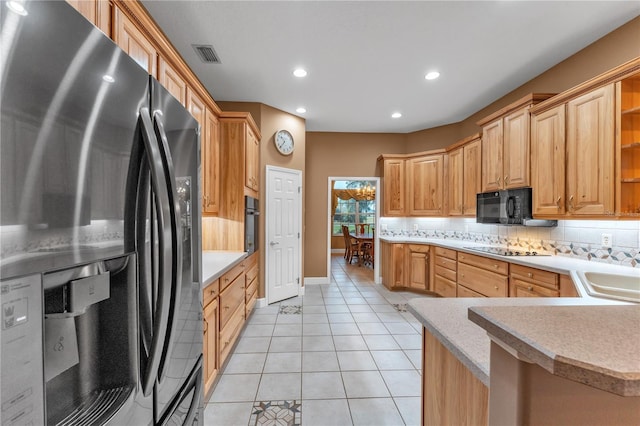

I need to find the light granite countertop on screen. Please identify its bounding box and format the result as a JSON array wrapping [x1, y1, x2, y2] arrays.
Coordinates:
[[468, 304, 640, 396], [202, 250, 247, 288], [407, 296, 630, 388]]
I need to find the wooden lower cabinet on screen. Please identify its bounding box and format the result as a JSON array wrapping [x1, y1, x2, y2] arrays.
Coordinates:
[[423, 330, 488, 425], [203, 292, 219, 397], [509, 264, 560, 297], [434, 247, 457, 297], [406, 244, 430, 291], [381, 241, 405, 290]]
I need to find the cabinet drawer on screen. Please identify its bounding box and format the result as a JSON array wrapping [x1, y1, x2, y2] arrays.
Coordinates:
[[408, 244, 430, 254], [221, 262, 245, 291], [458, 252, 508, 275], [510, 264, 558, 289], [436, 255, 457, 272], [246, 276, 257, 302], [219, 302, 244, 366], [458, 262, 508, 297], [435, 247, 457, 260], [219, 275, 245, 329], [203, 278, 220, 307], [435, 265, 457, 282], [246, 263, 258, 283], [434, 275, 457, 298], [457, 284, 485, 298], [245, 290, 257, 318], [510, 279, 559, 297]]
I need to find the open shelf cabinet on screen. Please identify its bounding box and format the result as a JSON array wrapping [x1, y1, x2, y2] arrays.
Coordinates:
[[617, 74, 640, 216]]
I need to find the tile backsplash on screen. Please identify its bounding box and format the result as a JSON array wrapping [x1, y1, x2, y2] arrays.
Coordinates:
[[379, 217, 640, 268]]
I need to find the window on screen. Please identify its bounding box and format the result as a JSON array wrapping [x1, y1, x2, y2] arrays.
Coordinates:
[[332, 180, 376, 235]]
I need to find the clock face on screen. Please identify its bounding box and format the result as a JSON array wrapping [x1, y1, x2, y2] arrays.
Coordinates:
[[275, 129, 294, 155]]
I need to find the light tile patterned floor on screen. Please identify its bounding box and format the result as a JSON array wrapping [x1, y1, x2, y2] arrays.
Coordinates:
[[204, 254, 430, 426]]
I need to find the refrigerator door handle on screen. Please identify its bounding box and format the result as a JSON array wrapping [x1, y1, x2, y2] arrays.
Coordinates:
[[137, 107, 175, 396], [152, 111, 183, 382]]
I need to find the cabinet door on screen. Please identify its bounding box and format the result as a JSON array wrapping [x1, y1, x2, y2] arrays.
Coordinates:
[[203, 109, 220, 214], [245, 127, 259, 193], [407, 246, 429, 291], [462, 139, 481, 215], [503, 107, 531, 189], [481, 119, 503, 191], [509, 279, 559, 297], [382, 159, 406, 216], [66, 0, 110, 36], [531, 105, 566, 216], [566, 85, 615, 215], [447, 148, 464, 216], [203, 298, 219, 396], [113, 6, 157, 77], [409, 154, 444, 216], [159, 57, 187, 106], [381, 242, 404, 289]]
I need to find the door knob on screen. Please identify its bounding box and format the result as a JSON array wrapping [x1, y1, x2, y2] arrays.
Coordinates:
[[270, 241, 279, 246]]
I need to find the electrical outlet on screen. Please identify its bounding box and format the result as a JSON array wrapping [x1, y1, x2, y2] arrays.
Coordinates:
[[413, 224, 419, 231], [601, 233, 612, 248]]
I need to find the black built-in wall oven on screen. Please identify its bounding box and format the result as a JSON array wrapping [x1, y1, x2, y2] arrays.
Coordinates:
[[245, 196, 259, 254]]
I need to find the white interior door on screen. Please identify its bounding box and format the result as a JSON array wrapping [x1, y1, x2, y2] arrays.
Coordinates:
[[266, 166, 302, 304]]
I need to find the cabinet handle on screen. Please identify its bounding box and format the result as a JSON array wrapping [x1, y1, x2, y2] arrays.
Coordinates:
[[203, 319, 208, 333], [556, 196, 562, 207], [527, 272, 533, 278], [527, 286, 533, 291], [494, 264, 498, 269], [504, 175, 509, 185], [497, 175, 502, 187], [224, 305, 230, 310], [494, 286, 499, 290], [568, 195, 574, 211], [210, 288, 217, 295], [461, 273, 465, 277]]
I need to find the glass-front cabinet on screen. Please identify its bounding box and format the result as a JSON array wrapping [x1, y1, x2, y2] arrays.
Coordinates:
[[617, 73, 640, 216]]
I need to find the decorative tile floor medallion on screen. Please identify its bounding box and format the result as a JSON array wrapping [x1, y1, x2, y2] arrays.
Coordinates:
[[393, 303, 408, 312], [250, 400, 301, 426], [278, 305, 302, 315]]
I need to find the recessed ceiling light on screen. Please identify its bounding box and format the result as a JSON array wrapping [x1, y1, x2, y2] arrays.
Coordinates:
[[293, 68, 307, 78], [296, 107, 306, 114], [102, 75, 115, 83], [7, 1, 28, 15], [425, 71, 440, 80], [391, 112, 402, 119]]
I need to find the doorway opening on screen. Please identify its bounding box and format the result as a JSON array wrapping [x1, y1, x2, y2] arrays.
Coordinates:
[[327, 177, 381, 284]]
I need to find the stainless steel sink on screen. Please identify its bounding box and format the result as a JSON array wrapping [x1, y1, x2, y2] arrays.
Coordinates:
[[575, 271, 640, 303]]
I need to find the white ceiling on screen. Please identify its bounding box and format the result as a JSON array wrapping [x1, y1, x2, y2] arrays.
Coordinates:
[[141, 1, 639, 133]]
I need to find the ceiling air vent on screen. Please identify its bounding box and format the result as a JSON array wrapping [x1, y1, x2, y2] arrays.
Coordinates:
[[192, 44, 221, 64]]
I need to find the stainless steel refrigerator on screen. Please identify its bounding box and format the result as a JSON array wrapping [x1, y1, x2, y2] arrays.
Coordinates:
[[0, 1, 203, 424]]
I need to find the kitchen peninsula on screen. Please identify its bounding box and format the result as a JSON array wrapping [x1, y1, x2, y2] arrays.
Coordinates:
[[408, 296, 640, 425]]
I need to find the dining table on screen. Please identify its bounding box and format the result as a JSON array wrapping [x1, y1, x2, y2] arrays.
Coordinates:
[[350, 232, 374, 266]]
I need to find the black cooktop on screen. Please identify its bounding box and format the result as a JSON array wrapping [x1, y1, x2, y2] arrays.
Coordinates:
[[464, 246, 551, 257]]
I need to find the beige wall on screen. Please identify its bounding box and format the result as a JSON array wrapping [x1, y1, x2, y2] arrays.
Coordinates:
[[305, 133, 405, 277], [218, 101, 306, 296]]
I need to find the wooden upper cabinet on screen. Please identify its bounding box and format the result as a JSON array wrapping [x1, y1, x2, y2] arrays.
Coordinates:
[[479, 94, 554, 192], [379, 157, 406, 216], [186, 88, 206, 125], [447, 147, 464, 216], [159, 58, 187, 106], [448, 134, 481, 216], [66, 0, 110, 36], [617, 73, 640, 216], [245, 127, 260, 195], [113, 6, 158, 77], [203, 109, 220, 215], [463, 138, 482, 215], [408, 153, 444, 216], [531, 105, 566, 216], [503, 107, 531, 189], [566, 85, 615, 215], [481, 119, 504, 191]]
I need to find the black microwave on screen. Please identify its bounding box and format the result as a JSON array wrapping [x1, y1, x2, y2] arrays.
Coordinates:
[[476, 187, 557, 227]]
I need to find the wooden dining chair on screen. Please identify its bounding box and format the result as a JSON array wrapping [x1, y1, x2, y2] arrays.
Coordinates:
[[342, 225, 361, 264], [361, 228, 375, 267], [355, 223, 371, 235]]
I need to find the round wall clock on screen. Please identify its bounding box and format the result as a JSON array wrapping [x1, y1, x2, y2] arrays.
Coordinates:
[[274, 129, 294, 156]]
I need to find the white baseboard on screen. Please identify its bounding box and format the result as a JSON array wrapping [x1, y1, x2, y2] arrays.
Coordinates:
[[298, 286, 305, 296], [304, 277, 330, 285], [330, 249, 344, 254], [256, 298, 268, 308]]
